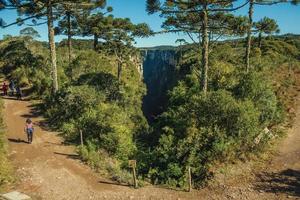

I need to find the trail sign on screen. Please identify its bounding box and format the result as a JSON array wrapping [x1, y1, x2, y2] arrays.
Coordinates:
[[128, 160, 137, 188], [128, 160, 136, 168]]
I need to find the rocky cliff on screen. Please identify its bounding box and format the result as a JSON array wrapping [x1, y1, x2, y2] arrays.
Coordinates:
[[140, 47, 178, 121]]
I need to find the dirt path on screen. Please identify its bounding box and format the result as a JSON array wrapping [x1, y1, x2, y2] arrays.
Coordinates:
[[215, 95, 300, 200], [3, 97, 201, 200], [253, 95, 300, 199], [2, 94, 300, 200]]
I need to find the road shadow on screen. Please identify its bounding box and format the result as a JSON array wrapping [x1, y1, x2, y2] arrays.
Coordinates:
[[36, 120, 53, 132], [255, 169, 300, 197], [45, 141, 63, 146], [20, 103, 43, 119], [19, 103, 53, 132], [98, 180, 130, 187], [54, 152, 81, 160], [8, 138, 28, 144], [1, 96, 30, 102]]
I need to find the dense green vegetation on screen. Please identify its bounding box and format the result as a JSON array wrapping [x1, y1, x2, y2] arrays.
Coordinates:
[[1, 33, 300, 190], [0, 35, 148, 183], [137, 35, 300, 188], [0, 0, 300, 191], [0, 98, 12, 188]]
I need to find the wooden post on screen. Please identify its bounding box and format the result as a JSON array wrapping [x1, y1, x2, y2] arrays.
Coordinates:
[[133, 166, 137, 189], [188, 167, 192, 192], [129, 160, 137, 188], [80, 130, 83, 147]]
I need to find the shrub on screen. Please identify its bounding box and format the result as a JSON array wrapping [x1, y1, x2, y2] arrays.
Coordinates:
[[147, 88, 262, 187], [77, 142, 133, 184], [234, 72, 281, 126], [43, 52, 147, 163]]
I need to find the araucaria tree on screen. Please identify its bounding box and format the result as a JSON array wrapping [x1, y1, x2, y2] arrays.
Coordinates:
[[146, 0, 249, 93], [1, 0, 61, 92], [20, 27, 41, 38], [79, 12, 110, 50], [245, 0, 299, 72], [55, 0, 111, 66], [254, 17, 279, 48], [0, 0, 108, 92], [103, 18, 152, 81], [81, 14, 152, 81]]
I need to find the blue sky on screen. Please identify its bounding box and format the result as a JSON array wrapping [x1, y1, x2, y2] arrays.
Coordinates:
[[0, 0, 300, 47]]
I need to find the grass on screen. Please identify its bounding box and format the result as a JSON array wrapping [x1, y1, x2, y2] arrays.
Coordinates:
[[0, 98, 13, 191]]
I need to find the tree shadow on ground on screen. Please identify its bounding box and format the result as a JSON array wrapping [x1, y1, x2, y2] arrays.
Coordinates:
[[44, 141, 63, 146], [21, 103, 43, 119], [20, 103, 53, 132], [1, 96, 30, 102], [255, 169, 300, 197], [8, 138, 28, 144], [53, 152, 81, 160], [98, 180, 130, 187]]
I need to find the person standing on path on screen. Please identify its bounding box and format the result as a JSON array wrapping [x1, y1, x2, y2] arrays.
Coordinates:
[[9, 80, 15, 96], [16, 85, 22, 100], [2, 82, 8, 96], [24, 118, 34, 144]]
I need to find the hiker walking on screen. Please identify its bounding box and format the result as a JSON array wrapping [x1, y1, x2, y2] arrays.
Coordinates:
[[2, 82, 8, 96], [9, 80, 15, 96], [15, 85, 22, 100], [24, 118, 34, 144]]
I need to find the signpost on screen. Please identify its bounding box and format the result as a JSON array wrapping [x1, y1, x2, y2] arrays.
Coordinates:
[[128, 160, 137, 188]]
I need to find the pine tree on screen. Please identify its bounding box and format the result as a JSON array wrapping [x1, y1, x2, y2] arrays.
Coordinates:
[[254, 17, 279, 48], [55, 0, 111, 66], [245, 0, 299, 72], [0, 0, 109, 92], [146, 0, 248, 93], [101, 17, 152, 81], [79, 12, 111, 50], [81, 14, 151, 80], [20, 27, 41, 38], [1, 0, 110, 92], [1, 0, 61, 92]]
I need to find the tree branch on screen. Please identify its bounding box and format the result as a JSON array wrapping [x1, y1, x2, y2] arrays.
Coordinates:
[[209, 0, 250, 12], [254, 0, 293, 5], [186, 31, 198, 44], [1, 13, 45, 28], [161, 0, 250, 13], [25, 21, 48, 26]]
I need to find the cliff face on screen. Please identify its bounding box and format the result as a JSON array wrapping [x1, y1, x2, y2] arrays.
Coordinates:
[[141, 48, 177, 121]]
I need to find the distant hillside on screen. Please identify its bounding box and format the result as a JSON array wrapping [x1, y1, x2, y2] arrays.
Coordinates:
[[139, 45, 177, 51]]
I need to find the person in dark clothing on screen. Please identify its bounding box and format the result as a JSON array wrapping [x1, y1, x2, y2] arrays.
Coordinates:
[[15, 85, 22, 100], [9, 80, 15, 96]]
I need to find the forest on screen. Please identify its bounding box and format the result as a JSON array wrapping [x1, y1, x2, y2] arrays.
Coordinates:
[[0, 0, 300, 192]]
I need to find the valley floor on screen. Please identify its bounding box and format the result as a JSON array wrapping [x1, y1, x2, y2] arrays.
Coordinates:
[[1, 93, 300, 200]]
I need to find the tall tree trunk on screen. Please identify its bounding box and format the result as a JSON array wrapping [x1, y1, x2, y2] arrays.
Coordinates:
[[117, 61, 122, 82], [67, 12, 72, 66], [258, 32, 262, 49], [201, 7, 209, 93], [245, 0, 254, 73], [47, 0, 58, 92], [93, 34, 98, 50]]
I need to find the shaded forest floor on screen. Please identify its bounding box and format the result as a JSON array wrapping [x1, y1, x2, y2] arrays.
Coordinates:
[[1, 67, 300, 200]]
